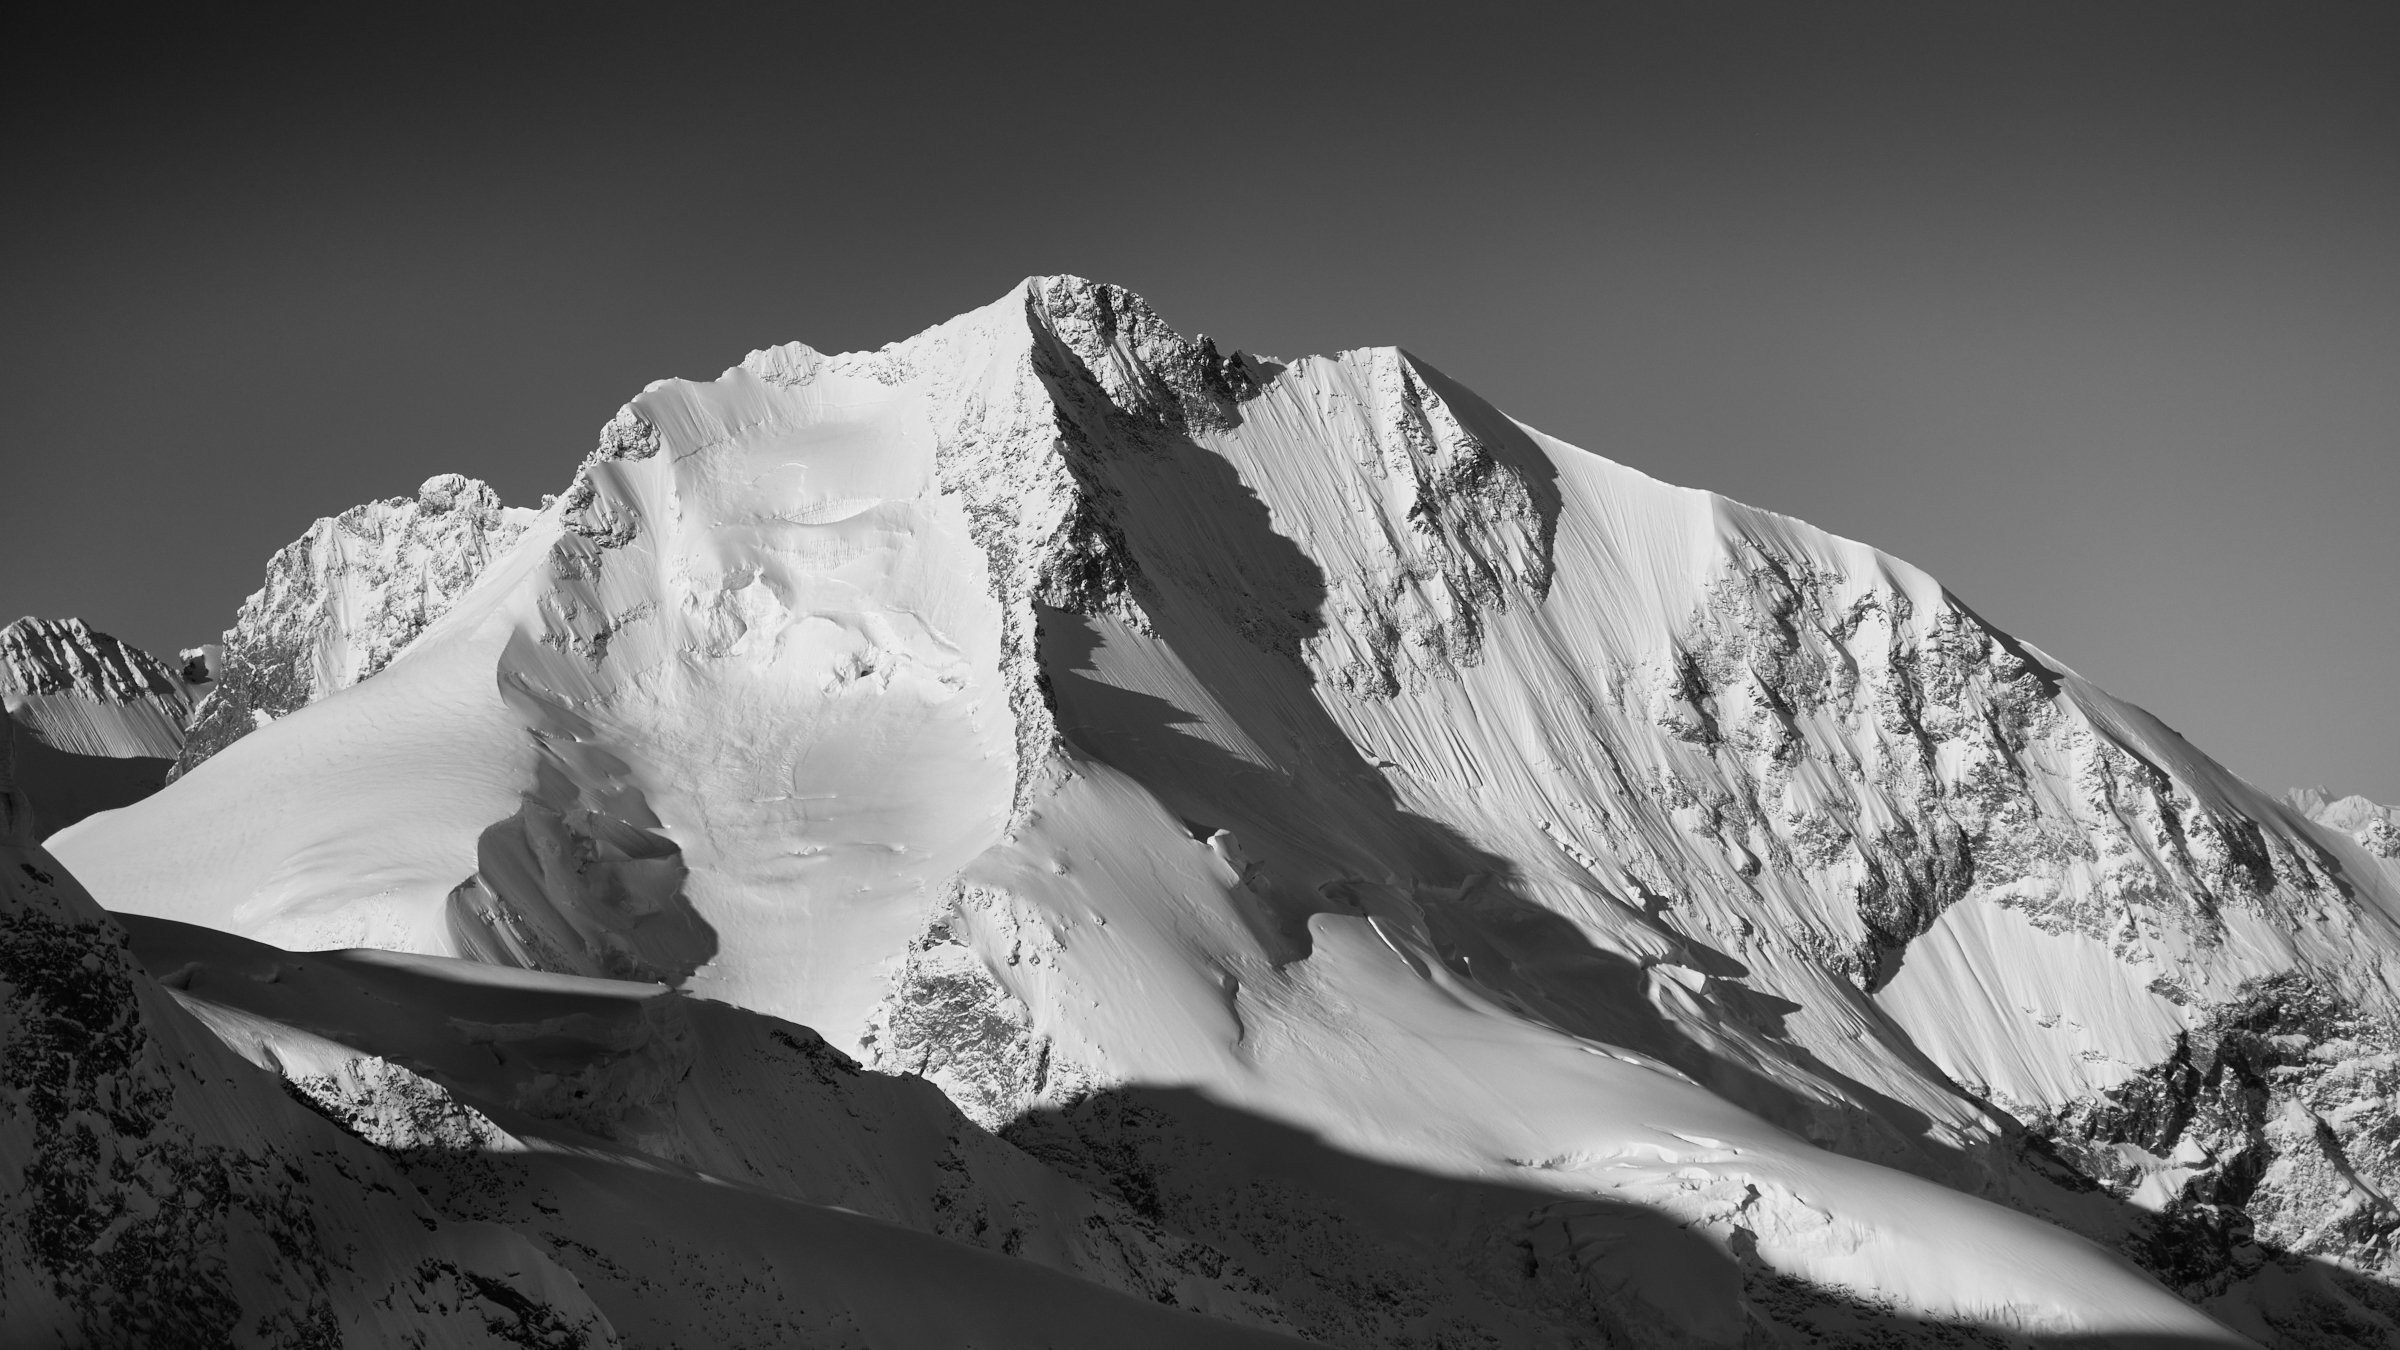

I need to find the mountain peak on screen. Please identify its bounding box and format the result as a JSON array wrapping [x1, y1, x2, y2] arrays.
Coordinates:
[[1, 616, 190, 759], [39, 279, 2397, 1344], [1, 616, 181, 703]]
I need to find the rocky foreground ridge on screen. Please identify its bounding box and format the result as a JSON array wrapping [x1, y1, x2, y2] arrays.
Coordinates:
[[18, 277, 2400, 1345]]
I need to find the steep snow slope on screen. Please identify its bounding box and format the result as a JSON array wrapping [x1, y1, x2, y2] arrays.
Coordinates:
[[60, 276, 2396, 1341], [176, 472, 532, 776], [0, 714, 619, 1346], [61, 533, 553, 954]]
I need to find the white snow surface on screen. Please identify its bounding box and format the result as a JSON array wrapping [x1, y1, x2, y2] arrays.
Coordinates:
[[63, 275, 2400, 1341]]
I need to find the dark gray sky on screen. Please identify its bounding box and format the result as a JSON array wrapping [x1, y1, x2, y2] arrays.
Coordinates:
[[7, 3, 2395, 800]]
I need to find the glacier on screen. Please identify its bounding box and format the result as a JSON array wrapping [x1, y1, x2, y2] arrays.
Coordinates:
[[22, 275, 2400, 1345]]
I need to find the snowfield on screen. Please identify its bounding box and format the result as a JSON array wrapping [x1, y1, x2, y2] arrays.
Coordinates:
[[22, 276, 2400, 1344]]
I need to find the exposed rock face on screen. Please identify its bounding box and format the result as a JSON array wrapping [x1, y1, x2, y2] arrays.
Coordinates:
[[177, 643, 223, 688], [1601, 547, 2331, 995], [0, 616, 191, 759], [2031, 974, 2400, 1344], [1431, 533, 2399, 1328], [175, 474, 530, 776], [284, 1054, 525, 1155], [864, 882, 1096, 1131]]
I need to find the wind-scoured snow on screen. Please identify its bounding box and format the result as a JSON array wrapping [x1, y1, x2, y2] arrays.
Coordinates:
[[53, 276, 2400, 1342]]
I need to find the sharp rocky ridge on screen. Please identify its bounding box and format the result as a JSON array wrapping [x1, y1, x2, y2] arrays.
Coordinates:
[[30, 275, 2400, 1345]]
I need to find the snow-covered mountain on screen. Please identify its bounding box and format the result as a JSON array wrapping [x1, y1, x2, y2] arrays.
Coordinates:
[[2289, 787, 2400, 861], [174, 472, 532, 776], [33, 276, 2400, 1344], [1, 616, 199, 837], [1, 616, 193, 759]]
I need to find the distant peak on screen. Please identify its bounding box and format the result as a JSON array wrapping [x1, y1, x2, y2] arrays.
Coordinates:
[[0, 617, 184, 703]]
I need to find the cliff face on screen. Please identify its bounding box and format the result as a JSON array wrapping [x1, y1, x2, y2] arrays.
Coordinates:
[[54, 277, 2400, 1342], [175, 474, 530, 777]]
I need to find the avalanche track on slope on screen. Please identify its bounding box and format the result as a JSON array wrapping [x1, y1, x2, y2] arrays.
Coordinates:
[[55, 276, 2400, 1344]]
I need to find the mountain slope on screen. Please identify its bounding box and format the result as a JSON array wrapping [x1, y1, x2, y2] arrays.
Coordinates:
[[0, 710, 619, 1346], [56, 276, 2396, 1342], [4, 708, 1311, 1348], [115, 911, 1295, 1331], [1, 616, 191, 759], [1, 617, 196, 837]]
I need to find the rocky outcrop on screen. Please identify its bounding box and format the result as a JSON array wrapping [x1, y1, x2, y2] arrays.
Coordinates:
[[175, 474, 529, 776], [1619, 544, 2319, 991], [863, 882, 1096, 1132], [2031, 973, 2400, 1344]]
